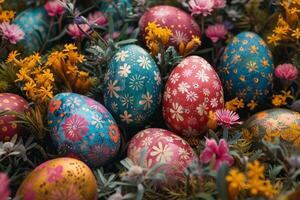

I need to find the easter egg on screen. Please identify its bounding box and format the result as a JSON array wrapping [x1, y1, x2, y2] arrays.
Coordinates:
[[139, 5, 201, 48], [162, 56, 224, 136], [16, 157, 97, 200], [98, 0, 132, 19], [0, 93, 29, 141], [243, 109, 300, 148], [48, 93, 121, 167], [14, 7, 56, 54], [103, 44, 162, 128], [218, 31, 274, 107], [127, 128, 197, 184]]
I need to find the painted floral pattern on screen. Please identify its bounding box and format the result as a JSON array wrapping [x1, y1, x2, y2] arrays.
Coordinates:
[[218, 32, 274, 105], [139, 5, 201, 48], [48, 93, 121, 167], [244, 108, 300, 148], [103, 45, 162, 128], [16, 158, 97, 200], [162, 56, 224, 136], [128, 128, 197, 184]]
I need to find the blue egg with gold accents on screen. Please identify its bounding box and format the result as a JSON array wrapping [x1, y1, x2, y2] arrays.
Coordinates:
[[218, 31, 274, 107], [47, 93, 121, 167], [103, 44, 162, 129], [14, 7, 56, 54]]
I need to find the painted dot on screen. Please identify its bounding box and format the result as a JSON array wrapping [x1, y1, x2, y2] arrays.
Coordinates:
[[2, 126, 7, 132], [10, 96, 16, 100], [3, 99, 9, 103], [11, 123, 17, 129]]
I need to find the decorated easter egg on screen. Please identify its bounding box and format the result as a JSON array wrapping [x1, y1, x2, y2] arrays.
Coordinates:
[[0, 93, 29, 141], [162, 56, 224, 136], [139, 5, 201, 48], [16, 157, 97, 200], [48, 93, 121, 167], [14, 7, 56, 54], [103, 44, 162, 128], [99, 0, 132, 19], [243, 109, 300, 148], [127, 128, 197, 184], [218, 31, 274, 107]]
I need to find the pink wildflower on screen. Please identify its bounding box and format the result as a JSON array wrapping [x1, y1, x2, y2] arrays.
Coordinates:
[[44, 0, 65, 17], [88, 11, 108, 26], [213, 0, 226, 8], [0, 172, 10, 200], [67, 24, 91, 39], [215, 109, 242, 128], [0, 23, 24, 44], [200, 138, 234, 170], [275, 63, 299, 81], [205, 24, 228, 43], [188, 0, 215, 16]]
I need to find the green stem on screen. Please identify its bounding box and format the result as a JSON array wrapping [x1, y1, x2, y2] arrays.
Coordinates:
[[40, 17, 54, 54]]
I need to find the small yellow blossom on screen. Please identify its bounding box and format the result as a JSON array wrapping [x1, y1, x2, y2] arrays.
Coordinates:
[[247, 100, 257, 110], [207, 111, 217, 130]]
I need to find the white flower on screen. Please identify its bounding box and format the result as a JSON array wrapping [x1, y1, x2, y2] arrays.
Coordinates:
[[178, 82, 191, 94], [115, 50, 129, 62], [213, 81, 220, 90], [104, 70, 111, 82], [170, 73, 180, 84], [154, 71, 161, 85], [120, 111, 133, 124], [186, 91, 198, 102], [210, 98, 218, 108], [142, 137, 153, 147], [139, 92, 153, 110], [171, 30, 189, 45], [163, 136, 174, 143], [107, 80, 121, 98], [111, 102, 118, 112], [172, 89, 178, 96], [150, 142, 173, 163], [91, 114, 104, 128], [196, 69, 209, 82], [203, 88, 210, 96], [120, 94, 134, 108], [137, 56, 151, 70], [66, 97, 81, 109], [196, 103, 207, 116], [118, 63, 131, 77], [178, 147, 190, 160], [170, 102, 184, 122], [129, 75, 145, 91], [164, 87, 171, 101], [183, 69, 192, 77]]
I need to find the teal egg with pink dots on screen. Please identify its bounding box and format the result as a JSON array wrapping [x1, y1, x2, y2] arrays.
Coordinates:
[[103, 44, 162, 129], [47, 93, 121, 167], [218, 31, 274, 107], [14, 7, 56, 54]]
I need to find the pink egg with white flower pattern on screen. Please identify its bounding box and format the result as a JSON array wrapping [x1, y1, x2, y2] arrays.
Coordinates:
[[139, 5, 201, 48], [162, 56, 224, 136], [127, 128, 197, 184]]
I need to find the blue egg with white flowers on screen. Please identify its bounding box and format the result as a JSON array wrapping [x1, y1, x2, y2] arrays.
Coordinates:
[[218, 31, 274, 108], [103, 44, 162, 129]]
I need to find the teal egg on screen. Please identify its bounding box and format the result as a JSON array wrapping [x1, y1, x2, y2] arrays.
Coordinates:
[[48, 93, 121, 167], [14, 7, 56, 54], [218, 31, 274, 106], [103, 44, 162, 129], [99, 0, 132, 19]]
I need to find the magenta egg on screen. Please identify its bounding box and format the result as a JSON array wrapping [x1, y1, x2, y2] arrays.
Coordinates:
[[127, 128, 197, 184], [162, 56, 224, 136], [139, 5, 201, 48], [0, 93, 29, 141]]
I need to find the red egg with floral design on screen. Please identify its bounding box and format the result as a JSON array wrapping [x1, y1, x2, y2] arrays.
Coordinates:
[[162, 56, 224, 136], [139, 5, 201, 48], [127, 128, 197, 184], [0, 93, 29, 141]]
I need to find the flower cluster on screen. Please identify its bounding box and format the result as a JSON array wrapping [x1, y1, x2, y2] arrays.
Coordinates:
[[225, 97, 258, 111], [6, 51, 55, 104], [226, 160, 279, 199], [268, 0, 300, 46], [46, 44, 93, 94], [272, 90, 294, 107], [188, 0, 226, 16], [145, 21, 173, 55], [0, 0, 24, 45]]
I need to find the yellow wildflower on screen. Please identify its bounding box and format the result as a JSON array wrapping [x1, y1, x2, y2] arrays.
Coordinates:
[[281, 90, 294, 100], [63, 43, 77, 52], [6, 51, 20, 63], [207, 111, 217, 130], [292, 28, 300, 39], [247, 100, 257, 110], [226, 169, 246, 199], [272, 95, 287, 107], [247, 160, 265, 179], [179, 35, 201, 56]]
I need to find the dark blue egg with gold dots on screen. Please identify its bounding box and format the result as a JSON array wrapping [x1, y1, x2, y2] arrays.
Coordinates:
[[218, 31, 274, 107]]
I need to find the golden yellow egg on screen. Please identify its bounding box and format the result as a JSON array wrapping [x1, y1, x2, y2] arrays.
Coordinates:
[[16, 157, 98, 200]]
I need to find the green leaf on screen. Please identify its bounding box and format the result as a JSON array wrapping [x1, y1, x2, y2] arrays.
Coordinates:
[[108, 14, 114, 39], [136, 183, 144, 200], [249, 150, 263, 162], [269, 166, 283, 184], [115, 39, 137, 47], [195, 193, 215, 200], [216, 164, 229, 200]]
